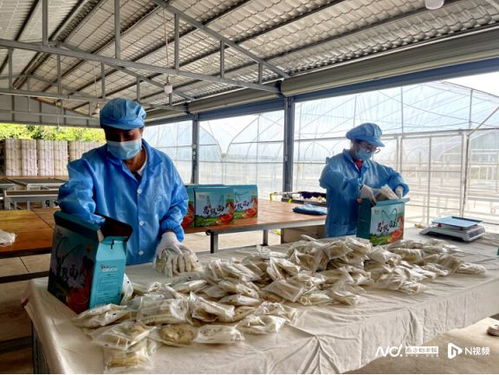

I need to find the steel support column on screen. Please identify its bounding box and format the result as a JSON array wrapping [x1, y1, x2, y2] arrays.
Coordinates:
[[283, 97, 295, 192], [191, 115, 200, 184], [114, 0, 121, 59]]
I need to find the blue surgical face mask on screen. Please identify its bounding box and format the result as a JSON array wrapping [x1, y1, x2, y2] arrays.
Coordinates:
[[107, 139, 142, 160], [355, 146, 373, 161]]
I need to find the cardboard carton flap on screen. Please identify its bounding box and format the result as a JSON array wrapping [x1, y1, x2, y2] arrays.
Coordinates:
[[54, 211, 133, 242]]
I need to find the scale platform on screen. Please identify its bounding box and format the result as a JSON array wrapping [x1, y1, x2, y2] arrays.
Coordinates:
[[420, 216, 485, 242]]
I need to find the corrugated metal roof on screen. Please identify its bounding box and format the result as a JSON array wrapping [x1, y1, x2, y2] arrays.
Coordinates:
[[0, 0, 498, 116]]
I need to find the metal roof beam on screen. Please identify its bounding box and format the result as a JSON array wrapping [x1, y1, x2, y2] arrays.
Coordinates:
[[79, 0, 350, 106], [57, 0, 253, 107], [0, 39, 279, 93], [0, 87, 107, 102], [38, 5, 161, 92], [0, 0, 41, 74], [13, 0, 105, 89], [153, 0, 290, 79], [59, 42, 194, 101]]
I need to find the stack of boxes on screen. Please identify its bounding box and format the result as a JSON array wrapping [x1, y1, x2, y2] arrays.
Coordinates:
[[37, 140, 55, 176], [0, 139, 22, 176], [53, 140, 69, 176], [182, 184, 258, 228], [68, 141, 102, 161], [21, 139, 38, 176], [0, 139, 102, 177]]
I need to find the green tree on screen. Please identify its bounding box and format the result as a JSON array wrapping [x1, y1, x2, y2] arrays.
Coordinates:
[[0, 123, 105, 142]]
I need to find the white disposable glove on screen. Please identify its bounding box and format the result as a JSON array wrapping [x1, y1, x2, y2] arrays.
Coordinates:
[[155, 231, 185, 256], [359, 184, 377, 203], [395, 186, 404, 199], [153, 232, 200, 277]]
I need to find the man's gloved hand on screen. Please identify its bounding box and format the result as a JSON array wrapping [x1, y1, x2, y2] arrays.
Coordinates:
[[395, 186, 404, 199], [359, 184, 377, 203], [153, 232, 200, 277]]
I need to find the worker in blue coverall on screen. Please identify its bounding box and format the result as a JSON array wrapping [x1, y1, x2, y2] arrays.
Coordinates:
[[58, 98, 191, 266], [319, 123, 409, 238]]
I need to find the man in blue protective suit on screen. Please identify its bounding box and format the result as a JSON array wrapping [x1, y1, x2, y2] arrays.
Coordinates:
[[319, 122, 409, 238], [58, 98, 191, 266]]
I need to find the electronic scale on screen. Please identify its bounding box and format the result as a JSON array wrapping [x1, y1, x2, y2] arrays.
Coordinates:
[[420, 216, 485, 242]]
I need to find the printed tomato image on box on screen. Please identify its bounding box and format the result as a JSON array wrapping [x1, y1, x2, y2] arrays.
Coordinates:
[[181, 186, 195, 229], [230, 184, 258, 219], [356, 198, 409, 246], [194, 187, 235, 227], [48, 211, 132, 313]]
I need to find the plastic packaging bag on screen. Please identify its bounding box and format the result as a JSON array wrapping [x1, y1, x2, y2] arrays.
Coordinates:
[[287, 249, 316, 271], [298, 290, 332, 305], [193, 325, 244, 345], [258, 290, 285, 303], [173, 279, 207, 294], [266, 258, 287, 281], [422, 263, 450, 277], [424, 254, 462, 274], [288, 272, 326, 288], [326, 284, 363, 306], [103, 339, 156, 373], [219, 294, 261, 306], [218, 306, 256, 323], [238, 315, 287, 335], [205, 259, 259, 282], [202, 284, 229, 299], [218, 279, 260, 299], [369, 246, 401, 265], [272, 257, 301, 276], [322, 241, 352, 259], [377, 184, 399, 200], [150, 324, 197, 346], [457, 263, 486, 274], [0, 229, 15, 247], [189, 293, 235, 322], [72, 304, 128, 328], [120, 274, 133, 305], [137, 298, 190, 325], [344, 237, 372, 255], [154, 249, 202, 278], [254, 302, 297, 323], [390, 248, 424, 264], [317, 268, 354, 285], [263, 279, 306, 302], [91, 321, 152, 350]]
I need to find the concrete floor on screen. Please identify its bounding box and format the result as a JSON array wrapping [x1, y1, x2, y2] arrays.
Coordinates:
[[0, 230, 281, 374]]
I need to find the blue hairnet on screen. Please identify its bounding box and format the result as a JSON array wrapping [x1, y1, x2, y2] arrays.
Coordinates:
[[100, 98, 146, 130], [346, 122, 385, 147]]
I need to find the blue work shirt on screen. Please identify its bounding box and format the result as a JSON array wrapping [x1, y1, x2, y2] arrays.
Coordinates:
[[58, 140, 188, 265], [319, 149, 409, 238]]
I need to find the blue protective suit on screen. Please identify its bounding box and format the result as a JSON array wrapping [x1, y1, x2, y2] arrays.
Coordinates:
[[319, 149, 409, 238], [58, 140, 188, 265]]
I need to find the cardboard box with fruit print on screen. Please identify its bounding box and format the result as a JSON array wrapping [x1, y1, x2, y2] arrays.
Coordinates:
[[182, 184, 225, 228], [193, 186, 235, 227], [230, 184, 258, 219], [48, 211, 132, 313], [356, 198, 409, 245]]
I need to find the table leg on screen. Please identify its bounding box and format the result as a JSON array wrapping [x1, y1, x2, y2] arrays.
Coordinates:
[[262, 229, 269, 246], [210, 232, 218, 254]]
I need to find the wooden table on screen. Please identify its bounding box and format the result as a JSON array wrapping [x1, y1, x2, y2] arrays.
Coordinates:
[[185, 200, 326, 253], [0, 200, 326, 280], [0, 210, 54, 283]]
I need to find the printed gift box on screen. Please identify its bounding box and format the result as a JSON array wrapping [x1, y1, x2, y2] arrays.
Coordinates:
[[48, 211, 132, 313], [356, 198, 409, 245]]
